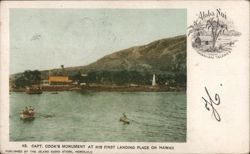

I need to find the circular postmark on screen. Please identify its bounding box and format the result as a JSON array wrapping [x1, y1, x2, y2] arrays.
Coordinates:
[[188, 8, 241, 59]]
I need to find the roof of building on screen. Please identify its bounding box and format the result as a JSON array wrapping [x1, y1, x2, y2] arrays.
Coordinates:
[[48, 76, 72, 82]]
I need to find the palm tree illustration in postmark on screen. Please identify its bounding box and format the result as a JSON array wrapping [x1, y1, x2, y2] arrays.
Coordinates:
[[188, 8, 241, 59]]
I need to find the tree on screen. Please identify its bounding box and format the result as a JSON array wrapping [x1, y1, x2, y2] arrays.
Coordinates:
[[70, 72, 82, 84], [188, 20, 205, 38], [31, 70, 42, 84], [206, 17, 228, 49], [14, 70, 41, 88]]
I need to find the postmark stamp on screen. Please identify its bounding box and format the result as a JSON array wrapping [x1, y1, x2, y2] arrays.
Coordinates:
[[188, 8, 241, 59]]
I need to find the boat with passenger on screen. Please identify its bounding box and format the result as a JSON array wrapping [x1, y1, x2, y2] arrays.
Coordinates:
[[119, 113, 130, 124], [20, 106, 35, 120]]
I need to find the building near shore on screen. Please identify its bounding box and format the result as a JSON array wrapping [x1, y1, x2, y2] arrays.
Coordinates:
[[42, 76, 72, 86], [41, 80, 50, 86]]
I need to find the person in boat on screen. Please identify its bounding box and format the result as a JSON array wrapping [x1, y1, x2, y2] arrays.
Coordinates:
[[122, 113, 128, 120], [28, 106, 34, 115], [120, 113, 130, 124], [22, 106, 34, 115], [22, 107, 29, 115], [28, 106, 33, 111]]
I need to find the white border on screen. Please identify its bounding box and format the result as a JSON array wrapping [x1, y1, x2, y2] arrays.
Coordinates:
[[1, 1, 249, 154]]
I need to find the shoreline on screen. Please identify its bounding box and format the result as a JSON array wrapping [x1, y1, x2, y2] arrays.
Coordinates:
[[11, 85, 186, 93]]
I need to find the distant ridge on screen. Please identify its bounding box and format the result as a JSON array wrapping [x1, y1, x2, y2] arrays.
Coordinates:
[[11, 35, 187, 86], [62, 35, 186, 74]]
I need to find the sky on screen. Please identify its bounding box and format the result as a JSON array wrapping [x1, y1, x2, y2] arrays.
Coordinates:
[[10, 9, 186, 74]]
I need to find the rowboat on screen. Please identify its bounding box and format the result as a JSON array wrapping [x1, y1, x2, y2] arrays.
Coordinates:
[[20, 113, 35, 121], [51, 92, 58, 94], [119, 116, 130, 124], [20, 107, 35, 121]]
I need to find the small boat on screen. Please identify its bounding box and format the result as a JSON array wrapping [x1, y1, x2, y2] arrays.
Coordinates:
[[20, 113, 35, 121], [119, 116, 130, 124], [20, 107, 35, 121], [119, 113, 130, 124], [51, 92, 58, 94], [120, 117, 130, 124], [26, 86, 42, 94]]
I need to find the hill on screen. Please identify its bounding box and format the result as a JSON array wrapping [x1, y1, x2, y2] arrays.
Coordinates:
[[66, 35, 186, 74], [11, 35, 186, 87]]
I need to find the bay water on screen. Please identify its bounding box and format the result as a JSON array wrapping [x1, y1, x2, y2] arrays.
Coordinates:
[[10, 91, 186, 142]]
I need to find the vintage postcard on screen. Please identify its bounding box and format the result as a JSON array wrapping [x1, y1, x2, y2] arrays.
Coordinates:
[[0, 1, 249, 154]]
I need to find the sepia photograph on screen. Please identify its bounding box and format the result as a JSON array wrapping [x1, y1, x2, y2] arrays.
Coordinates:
[[9, 9, 187, 142]]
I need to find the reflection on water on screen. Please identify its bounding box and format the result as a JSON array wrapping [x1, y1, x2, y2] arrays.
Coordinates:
[[10, 91, 186, 142]]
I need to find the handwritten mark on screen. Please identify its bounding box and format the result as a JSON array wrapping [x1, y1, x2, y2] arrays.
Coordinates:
[[202, 86, 221, 122]]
